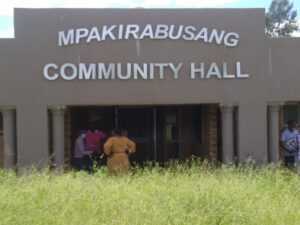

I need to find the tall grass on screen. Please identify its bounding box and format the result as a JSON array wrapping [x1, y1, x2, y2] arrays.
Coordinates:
[[0, 160, 300, 225]]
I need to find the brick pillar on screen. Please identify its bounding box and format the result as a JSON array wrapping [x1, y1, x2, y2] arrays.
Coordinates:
[[208, 105, 218, 163]]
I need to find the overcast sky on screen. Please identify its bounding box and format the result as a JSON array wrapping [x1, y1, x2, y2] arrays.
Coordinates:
[[1, 0, 300, 38]]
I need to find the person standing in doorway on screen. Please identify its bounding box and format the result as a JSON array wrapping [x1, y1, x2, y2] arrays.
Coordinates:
[[86, 124, 107, 168], [280, 120, 299, 168], [104, 128, 136, 174], [285, 134, 300, 174], [73, 130, 93, 171]]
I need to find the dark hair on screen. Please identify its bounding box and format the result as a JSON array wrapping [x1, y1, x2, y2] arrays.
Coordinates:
[[288, 120, 296, 126], [78, 129, 85, 136], [121, 129, 128, 136], [90, 123, 96, 132], [112, 128, 121, 136]]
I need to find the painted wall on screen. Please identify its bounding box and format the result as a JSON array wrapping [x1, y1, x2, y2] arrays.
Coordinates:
[[1, 8, 297, 167]]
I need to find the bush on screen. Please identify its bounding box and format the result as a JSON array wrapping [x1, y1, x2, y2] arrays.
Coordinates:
[[0, 161, 299, 225]]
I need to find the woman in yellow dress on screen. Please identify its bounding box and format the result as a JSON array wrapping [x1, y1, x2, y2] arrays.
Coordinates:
[[104, 128, 136, 174]]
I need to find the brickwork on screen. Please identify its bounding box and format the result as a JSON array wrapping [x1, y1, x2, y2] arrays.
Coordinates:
[[63, 105, 220, 165], [0, 105, 220, 168], [207, 105, 218, 163], [177, 104, 219, 161], [0, 105, 287, 168]]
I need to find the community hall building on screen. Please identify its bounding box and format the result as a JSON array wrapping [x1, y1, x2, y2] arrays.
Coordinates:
[[0, 8, 299, 170]]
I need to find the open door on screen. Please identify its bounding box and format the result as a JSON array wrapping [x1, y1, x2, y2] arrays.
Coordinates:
[[117, 107, 154, 164]]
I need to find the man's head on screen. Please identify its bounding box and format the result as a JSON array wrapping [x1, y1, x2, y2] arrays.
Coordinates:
[[78, 129, 86, 138], [111, 128, 121, 136], [121, 129, 128, 137], [90, 123, 96, 132], [288, 120, 297, 131]]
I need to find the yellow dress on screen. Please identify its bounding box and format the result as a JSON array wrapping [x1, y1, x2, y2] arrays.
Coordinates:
[[103, 136, 136, 174]]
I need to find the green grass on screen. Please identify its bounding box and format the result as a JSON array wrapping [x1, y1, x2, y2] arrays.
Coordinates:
[[0, 160, 300, 225]]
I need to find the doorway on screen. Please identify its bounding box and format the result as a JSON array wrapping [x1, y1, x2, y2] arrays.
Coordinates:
[[70, 106, 155, 165], [69, 105, 206, 165], [118, 107, 154, 163]]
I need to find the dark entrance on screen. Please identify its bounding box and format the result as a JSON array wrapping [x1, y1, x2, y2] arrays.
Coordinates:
[[156, 107, 180, 162], [70, 105, 205, 165], [117, 107, 154, 163], [115, 106, 180, 163], [70, 106, 155, 165]]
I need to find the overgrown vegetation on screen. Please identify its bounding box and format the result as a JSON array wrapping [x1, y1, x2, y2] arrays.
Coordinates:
[[0, 160, 300, 225]]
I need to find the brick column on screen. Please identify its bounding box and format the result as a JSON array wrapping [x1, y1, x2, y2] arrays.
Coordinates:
[[208, 105, 218, 162], [220, 104, 235, 164], [1, 107, 16, 170], [268, 103, 282, 163], [50, 106, 66, 168]]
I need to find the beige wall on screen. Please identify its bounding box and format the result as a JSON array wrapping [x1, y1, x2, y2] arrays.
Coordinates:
[[1, 8, 300, 167], [0, 8, 268, 105], [267, 38, 300, 101]]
